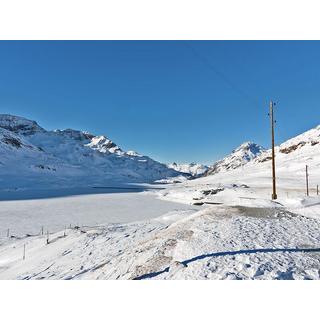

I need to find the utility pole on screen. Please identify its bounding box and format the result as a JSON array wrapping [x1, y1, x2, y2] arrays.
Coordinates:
[[306, 165, 309, 196], [269, 101, 277, 200]]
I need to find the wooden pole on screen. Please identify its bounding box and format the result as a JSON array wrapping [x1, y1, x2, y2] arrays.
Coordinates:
[[317, 184, 319, 196], [7, 228, 9, 238], [46, 230, 49, 245], [23, 244, 26, 260], [306, 165, 309, 196], [270, 101, 277, 200]]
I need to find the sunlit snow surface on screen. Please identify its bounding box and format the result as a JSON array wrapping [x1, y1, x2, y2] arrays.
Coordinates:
[[1, 124, 320, 280], [1, 204, 320, 280], [0, 114, 181, 190], [0, 186, 195, 240]]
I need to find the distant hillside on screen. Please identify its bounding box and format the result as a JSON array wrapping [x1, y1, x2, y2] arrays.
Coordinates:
[[0, 114, 180, 190], [167, 162, 209, 177], [206, 142, 265, 176]]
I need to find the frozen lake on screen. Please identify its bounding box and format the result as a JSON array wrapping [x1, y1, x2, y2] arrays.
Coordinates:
[[0, 187, 196, 239]]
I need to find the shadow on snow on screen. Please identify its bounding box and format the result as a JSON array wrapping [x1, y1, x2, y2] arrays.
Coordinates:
[[134, 247, 320, 280]]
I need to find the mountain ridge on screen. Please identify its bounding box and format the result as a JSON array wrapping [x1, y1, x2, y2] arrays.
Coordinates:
[[205, 124, 320, 177], [0, 114, 181, 190], [168, 162, 209, 177], [205, 141, 265, 176]]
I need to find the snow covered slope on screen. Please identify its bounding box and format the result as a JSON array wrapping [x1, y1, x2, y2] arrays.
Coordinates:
[[0, 114, 180, 190], [256, 125, 320, 164], [206, 126, 320, 178], [206, 142, 265, 175], [169, 141, 265, 178], [168, 162, 209, 177], [158, 124, 320, 214], [1, 124, 320, 280], [1, 204, 320, 280], [0, 114, 45, 135]]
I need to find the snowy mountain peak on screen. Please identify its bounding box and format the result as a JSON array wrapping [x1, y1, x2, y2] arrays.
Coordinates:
[[0, 114, 180, 188], [126, 150, 142, 157], [168, 162, 209, 177], [0, 114, 45, 135], [86, 135, 123, 155], [54, 129, 95, 141], [238, 141, 253, 148], [206, 141, 265, 176], [233, 141, 265, 159], [206, 125, 320, 176]]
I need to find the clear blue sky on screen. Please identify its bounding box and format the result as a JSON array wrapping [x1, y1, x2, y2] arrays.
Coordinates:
[[0, 41, 319, 164]]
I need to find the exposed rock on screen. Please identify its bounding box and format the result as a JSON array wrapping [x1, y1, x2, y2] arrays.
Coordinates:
[[202, 188, 225, 196], [0, 114, 45, 135], [54, 129, 95, 141], [206, 142, 265, 176], [280, 141, 306, 154], [2, 136, 22, 148]]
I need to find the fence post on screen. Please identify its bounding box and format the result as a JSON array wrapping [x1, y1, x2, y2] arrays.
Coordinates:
[[46, 230, 49, 245], [7, 228, 9, 237], [23, 244, 26, 260], [306, 165, 309, 196]]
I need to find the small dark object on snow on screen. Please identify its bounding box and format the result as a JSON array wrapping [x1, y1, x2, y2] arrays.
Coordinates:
[[202, 188, 224, 196], [193, 202, 205, 206]]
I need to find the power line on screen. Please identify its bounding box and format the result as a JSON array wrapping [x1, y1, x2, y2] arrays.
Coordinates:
[[181, 41, 260, 107]]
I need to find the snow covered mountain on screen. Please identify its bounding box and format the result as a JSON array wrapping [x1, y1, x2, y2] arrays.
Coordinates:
[[159, 123, 320, 209], [206, 142, 265, 176], [256, 125, 320, 164], [206, 125, 320, 177], [0, 114, 180, 190], [2, 122, 320, 280], [168, 162, 209, 177], [0, 114, 45, 135]]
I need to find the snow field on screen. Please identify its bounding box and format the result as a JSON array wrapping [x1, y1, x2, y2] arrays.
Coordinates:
[[1, 205, 320, 280]]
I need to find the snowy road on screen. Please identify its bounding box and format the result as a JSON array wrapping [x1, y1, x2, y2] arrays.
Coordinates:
[[0, 187, 196, 240]]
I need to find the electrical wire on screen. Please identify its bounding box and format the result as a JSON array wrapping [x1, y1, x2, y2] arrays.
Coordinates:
[[181, 41, 261, 108]]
